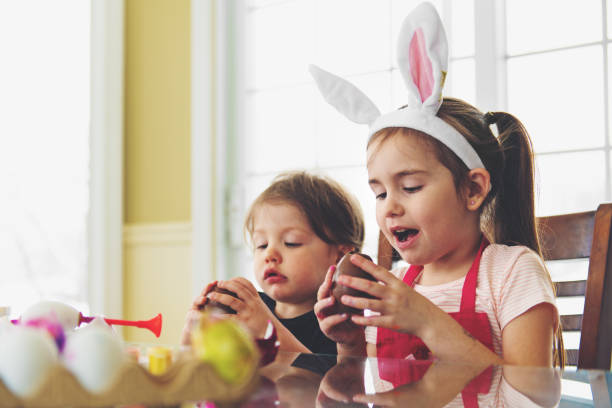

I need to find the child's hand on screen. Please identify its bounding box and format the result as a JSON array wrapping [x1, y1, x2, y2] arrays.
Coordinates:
[[314, 265, 364, 347], [179, 280, 219, 345], [212, 278, 276, 339], [337, 254, 437, 338], [189, 280, 220, 311]]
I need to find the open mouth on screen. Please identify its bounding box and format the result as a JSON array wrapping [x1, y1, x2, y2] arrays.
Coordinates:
[[264, 269, 286, 281], [392, 228, 419, 242]]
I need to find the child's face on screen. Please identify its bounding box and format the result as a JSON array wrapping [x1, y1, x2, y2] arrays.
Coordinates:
[[367, 132, 477, 267], [251, 202, 340, 311]]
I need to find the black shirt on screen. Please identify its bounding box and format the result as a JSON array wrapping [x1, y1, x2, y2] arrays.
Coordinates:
[[259, 292, 337, 355]]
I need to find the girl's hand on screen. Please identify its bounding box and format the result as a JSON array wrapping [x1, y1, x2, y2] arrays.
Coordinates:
[[213, 278, 276, 339], [179, 280, 219, 345], [336, 254, 438, 338], [314, 266, 364, 348]]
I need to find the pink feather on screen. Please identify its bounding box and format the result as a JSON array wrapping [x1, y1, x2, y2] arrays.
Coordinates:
[[409, 28, 434, 103]]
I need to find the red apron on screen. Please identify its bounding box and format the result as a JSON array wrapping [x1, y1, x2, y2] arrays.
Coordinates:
[[377, 238, 493, 407]]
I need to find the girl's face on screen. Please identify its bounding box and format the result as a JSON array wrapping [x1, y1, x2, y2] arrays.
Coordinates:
[[367, 132, 478, 268], [251, 202, 341, 315]]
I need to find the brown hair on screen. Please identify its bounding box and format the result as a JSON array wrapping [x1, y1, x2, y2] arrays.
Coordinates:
[[244, 171, 365, 253], [369, 97, 564, 367]]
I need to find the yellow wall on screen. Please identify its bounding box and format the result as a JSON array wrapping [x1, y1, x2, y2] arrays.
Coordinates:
[[124, 0, 191, 224], [123, 0, 193, 344], [123, 224, 192, 344]]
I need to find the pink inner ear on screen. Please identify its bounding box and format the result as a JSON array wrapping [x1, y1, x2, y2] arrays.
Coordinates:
[[409, 28, 434, 103]]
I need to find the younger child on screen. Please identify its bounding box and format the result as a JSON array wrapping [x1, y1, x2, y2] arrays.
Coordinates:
[[181, 171, 364, 354], [310, 1, 561, 379]]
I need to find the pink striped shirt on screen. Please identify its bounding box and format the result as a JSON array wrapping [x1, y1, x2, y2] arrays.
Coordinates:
[[365, 243, 558, 359]]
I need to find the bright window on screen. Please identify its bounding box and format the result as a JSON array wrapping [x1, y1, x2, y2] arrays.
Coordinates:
[[0, 0, 91, 317], [506, 0, 609, 216]]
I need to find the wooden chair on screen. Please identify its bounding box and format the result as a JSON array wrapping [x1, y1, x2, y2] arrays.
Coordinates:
[[377, 203, 612, 369]]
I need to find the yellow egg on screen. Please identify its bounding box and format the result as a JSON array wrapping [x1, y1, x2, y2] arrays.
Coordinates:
[[190, 316, 259, 384]]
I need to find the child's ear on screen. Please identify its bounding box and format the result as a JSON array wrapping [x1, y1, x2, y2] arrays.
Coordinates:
[[465, 168, 491, 211]]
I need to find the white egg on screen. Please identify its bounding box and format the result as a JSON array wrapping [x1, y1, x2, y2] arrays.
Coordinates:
[[62, 323, 126, 393], [80, 315, 114, 333], [21, 300, 80, 331], [0, 326, 58, 397]]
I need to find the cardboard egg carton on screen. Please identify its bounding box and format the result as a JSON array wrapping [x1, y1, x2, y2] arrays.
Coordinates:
[[0, 356, 259, 407]]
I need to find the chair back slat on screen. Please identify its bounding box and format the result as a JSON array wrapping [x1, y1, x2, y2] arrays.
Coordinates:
[[565, 349, 579, 366], [554, 281, 587, 297], [538, 211, 595, 261], [560, 315, 582, 332]]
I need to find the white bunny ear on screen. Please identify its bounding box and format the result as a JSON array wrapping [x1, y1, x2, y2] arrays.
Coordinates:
[[397, 2, 448, 114], [309, 64, 381, 125]]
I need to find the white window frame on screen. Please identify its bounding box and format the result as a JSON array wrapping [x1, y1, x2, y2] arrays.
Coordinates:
[[192, 0, 246, 287], [474, 0, 507, 112], [192, 0, 224, 295], [88, 0, 124, 316]]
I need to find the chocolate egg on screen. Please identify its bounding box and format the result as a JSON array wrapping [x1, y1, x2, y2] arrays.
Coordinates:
[[330, 252, 376, 327], [200, 285, 238, 315]]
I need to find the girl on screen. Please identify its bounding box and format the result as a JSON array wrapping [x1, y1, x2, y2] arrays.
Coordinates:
[[181, 171, 364, 354], [310, 1, 561, 378]]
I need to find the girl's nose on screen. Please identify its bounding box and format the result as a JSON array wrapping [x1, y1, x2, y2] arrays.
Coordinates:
[[265, 246, 282, 263], [383, 193, 404, 217]]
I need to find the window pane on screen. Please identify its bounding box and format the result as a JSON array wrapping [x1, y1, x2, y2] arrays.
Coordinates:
[[547, 259, 589, 283], [448, 58, 476, 106], [507, 0, 601, 55], [315, 0, 391, 76], [507, 47, 604, 153], [247, 0, 315, 89], [317, 71, 391, 168], [248, 0, 288, 7], [246, 86, 317, 174], [449, 0, 474, 58], [0, 0, 90, 317], [535, 151, 606, 216]]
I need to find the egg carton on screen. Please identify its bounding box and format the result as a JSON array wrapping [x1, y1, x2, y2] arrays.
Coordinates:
[[0, 356, 259, 408]]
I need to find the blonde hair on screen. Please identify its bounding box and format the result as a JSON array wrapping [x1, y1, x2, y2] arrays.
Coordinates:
[[244, 171, 365, 253]]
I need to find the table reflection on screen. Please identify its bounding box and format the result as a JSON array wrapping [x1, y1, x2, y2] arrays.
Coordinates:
[[248, 351, 568, 408]]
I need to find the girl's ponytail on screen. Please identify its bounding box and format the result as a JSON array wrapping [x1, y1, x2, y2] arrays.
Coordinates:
[[485, 112, 540, 254], [438, 99, 564, 367], [485, 111, 565, 368]]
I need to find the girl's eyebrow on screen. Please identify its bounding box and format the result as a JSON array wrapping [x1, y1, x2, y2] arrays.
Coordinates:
[[369, 170, 426, 185]]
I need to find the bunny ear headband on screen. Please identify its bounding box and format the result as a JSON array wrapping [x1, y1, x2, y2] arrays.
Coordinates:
[[309, 2, 484, 170]]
